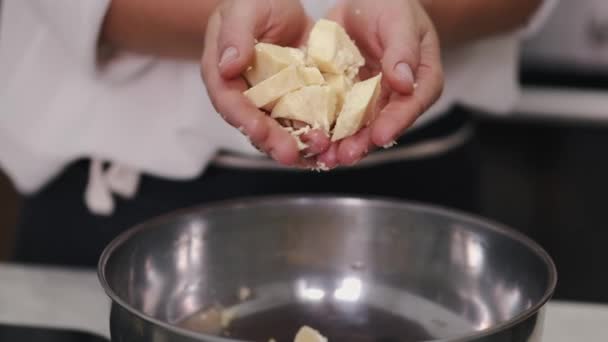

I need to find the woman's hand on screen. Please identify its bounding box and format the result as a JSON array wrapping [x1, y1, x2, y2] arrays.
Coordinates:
[[317, 0, 444, 169], [201, 0, 330, 167]]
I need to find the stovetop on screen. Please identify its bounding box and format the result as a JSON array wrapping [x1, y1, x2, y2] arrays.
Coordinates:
[[0, 323, 109, 342]]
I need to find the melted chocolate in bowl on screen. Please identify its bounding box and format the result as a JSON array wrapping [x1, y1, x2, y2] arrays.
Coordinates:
[[179, 302, 434, 342]]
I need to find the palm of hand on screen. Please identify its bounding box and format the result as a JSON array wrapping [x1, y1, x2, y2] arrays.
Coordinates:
[[313, 0, 443, 169], [203, 0, 331, 167]]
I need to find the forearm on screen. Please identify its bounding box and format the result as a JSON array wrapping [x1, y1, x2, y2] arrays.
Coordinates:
[[421, 0, 543, 47], [100, 0, 222, 59]]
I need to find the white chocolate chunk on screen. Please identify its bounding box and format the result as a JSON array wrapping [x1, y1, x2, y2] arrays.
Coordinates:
[[238, 286, 251, 301], [332, 73, 383, 142], [259, 67, 324, 112], [178, 307, 223, 335], [294, 326, 328, 342], [220, 307, 236, 328], [312, 161, 330, 172], [244, 65, 324, 109], [307, 19, 365, 79], [294, 136, 309, 151], [282, 125, 311, 151], [323, 73, 353, 110], [244, 43, 306, 86], [271, 85, 337, 133], [300, 67, 325, 85]]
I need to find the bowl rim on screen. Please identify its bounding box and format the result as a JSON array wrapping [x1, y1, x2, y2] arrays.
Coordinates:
[[98, 194, 558, 342]]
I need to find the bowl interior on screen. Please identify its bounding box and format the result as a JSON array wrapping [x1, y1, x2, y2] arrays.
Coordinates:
[[100, 197, 555, 341]]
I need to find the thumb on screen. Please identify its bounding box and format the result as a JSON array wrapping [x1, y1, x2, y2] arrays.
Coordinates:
[[217, 1, 270, 79], [379, 15, 420, 94]]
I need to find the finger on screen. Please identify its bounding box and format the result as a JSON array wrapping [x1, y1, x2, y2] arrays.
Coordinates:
[[202, 8, 302, 166], [261, 120, 301, 165], [371, 29, 443, 146], [294, 18, 316, 48], [378, 6, 420, 94], [202, 12, 301, 165], [202, 12, 269, 142], [316, 142, 340, 170], [358, 49, 382, 80], [209, 89, 300, 165], [250, 121, 302, 166], [300, 129, 331, 156], [217, 1, 271, 79], [295, 156, 320, 170], [337, 127, 375, 166]]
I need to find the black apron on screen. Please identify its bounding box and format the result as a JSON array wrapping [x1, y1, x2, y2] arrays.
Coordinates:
[[12, 107, 481, 268]]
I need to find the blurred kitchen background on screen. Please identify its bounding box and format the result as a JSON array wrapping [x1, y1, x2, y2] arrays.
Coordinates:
[[1, 1, 607, 302]]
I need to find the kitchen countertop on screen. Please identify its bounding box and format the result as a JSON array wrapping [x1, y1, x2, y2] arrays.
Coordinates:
[[1, 262, 607, 341]]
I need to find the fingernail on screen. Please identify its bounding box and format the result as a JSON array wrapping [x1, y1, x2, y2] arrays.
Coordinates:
[[394, 62, 414, 85], [219, 46, 238, 67]]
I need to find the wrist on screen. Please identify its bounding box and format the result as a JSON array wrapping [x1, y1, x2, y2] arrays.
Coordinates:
[[100, 0, 222, 60]]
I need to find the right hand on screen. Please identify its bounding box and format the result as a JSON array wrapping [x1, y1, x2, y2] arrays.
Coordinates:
[[316, 0, 444, 169], [201, 0, 330, 167]]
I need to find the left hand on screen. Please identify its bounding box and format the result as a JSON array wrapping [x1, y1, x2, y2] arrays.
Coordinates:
[[316, 0, 444, 168], [201, 0, 330, 168]]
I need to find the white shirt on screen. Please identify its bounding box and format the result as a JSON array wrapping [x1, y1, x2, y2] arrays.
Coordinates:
[[0, 0, 557, 214]]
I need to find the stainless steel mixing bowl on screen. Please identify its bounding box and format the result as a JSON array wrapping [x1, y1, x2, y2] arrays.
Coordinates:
[[98, 196, 557, 342]]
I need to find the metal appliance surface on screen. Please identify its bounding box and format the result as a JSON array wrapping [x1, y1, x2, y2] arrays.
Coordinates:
[[98, 196, 556, 342], [522, 0, 608, 75]]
